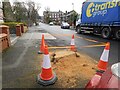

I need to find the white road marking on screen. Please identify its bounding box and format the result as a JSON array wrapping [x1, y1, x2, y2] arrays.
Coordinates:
[[3, 33, 35, 69], [30, 33, 34, 40], [20, 33, 56, 40], [11, 37, 19, 45]]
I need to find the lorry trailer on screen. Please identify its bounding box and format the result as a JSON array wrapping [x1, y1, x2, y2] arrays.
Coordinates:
[[76, 0, 120, 39]]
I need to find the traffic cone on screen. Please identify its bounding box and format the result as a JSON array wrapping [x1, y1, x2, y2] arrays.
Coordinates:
[[37, 45, 57, 86], [70, 34, 76, 51], [97, 42, 110, 71], [38, 34, 45, 54]]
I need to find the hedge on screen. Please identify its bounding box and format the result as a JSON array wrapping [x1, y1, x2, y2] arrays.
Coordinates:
[[0, 22, 27, 34]]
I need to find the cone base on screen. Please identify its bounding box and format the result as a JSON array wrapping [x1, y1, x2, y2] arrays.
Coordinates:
[[38, 51, 43, 54], [36, 72, 57, 86]]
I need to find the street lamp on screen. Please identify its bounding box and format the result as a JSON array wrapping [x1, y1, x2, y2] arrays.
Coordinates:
[[72, 3, 74, 11], [72, 3, 74, 29]]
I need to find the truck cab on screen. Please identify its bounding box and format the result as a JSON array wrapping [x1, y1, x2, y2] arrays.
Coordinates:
[[76, 15, 81, 33]]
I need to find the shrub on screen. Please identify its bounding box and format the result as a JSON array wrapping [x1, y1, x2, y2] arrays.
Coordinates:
[[0, 22, 27, 34]]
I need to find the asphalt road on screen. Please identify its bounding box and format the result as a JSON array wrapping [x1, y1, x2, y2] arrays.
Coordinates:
[[39, 23, 119, 65], [2, 23, 119, 88]]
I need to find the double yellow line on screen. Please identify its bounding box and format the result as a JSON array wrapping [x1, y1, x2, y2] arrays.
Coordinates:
[[81, 43, 106, 48]]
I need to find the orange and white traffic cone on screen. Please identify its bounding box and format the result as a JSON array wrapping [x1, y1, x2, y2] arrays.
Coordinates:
[[97, 42, 110, 71], [38, 34, 45, 54], [70, 34, 76, 52], [37, 45, 57, 86]]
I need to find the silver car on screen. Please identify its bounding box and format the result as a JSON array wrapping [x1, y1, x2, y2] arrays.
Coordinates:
[[61, 22, 70, 29]]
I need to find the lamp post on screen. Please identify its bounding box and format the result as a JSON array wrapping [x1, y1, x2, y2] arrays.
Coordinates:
[[72, 3, 74, 11], [72, 3, 74, 29]]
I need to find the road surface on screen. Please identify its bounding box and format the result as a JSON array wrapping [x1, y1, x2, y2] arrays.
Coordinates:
[[2, 23, 119, 88], [39, 23, 119, 65]]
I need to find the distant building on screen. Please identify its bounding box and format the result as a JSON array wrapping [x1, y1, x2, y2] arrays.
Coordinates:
[[43, 10, 78, 26], [43, 10, 64, 24], [40, 16, 44, 23], [61, 10, 78, 26]]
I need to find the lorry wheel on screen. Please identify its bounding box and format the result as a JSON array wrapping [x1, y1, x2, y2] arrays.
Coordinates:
[[76, 26, 82, 34], [114, 30, 120, 40], [101, 27, 111, 39]]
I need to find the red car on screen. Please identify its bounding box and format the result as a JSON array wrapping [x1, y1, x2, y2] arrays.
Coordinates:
[[85, 62, 120, 89]]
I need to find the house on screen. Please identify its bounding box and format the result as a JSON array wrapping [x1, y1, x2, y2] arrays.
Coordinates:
[[43, 10, 64, 24], [61, 10, 78, 26]]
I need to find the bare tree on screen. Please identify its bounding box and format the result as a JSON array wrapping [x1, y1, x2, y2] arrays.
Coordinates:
[[44, 6, 50, 23], [2, 0, 40, 25], [45, 6, 50, 12], [13, 1, 28, 22], [25, 0, 41, 26]]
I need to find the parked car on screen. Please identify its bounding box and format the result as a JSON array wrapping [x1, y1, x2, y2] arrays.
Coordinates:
[[85, 62, 120, 88], [61, 22, 70, 29], [49, 22, 54, 25]]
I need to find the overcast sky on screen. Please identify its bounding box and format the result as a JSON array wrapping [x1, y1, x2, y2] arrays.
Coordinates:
[[37, 0, 85, 16], [9, 0, 85, 16]]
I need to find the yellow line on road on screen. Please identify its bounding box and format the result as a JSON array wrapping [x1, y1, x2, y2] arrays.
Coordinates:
[[53, 34, 72, 37], [46, 33, 103, 43], [81, 43, 106, 48], [83, 38, 98, 43], [53, 34, 99, 43], [75, 35, 98, 43], [75, 35, 83, 39], [48, 46, 71, 49]]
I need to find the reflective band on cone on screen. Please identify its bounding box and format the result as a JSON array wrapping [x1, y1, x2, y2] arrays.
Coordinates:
[[100, 50, 109, 62], [70, 34, 76, 51], [71, 39, 75, 45], [42, 55, 51, 69], [97, 42, 110, 71]]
